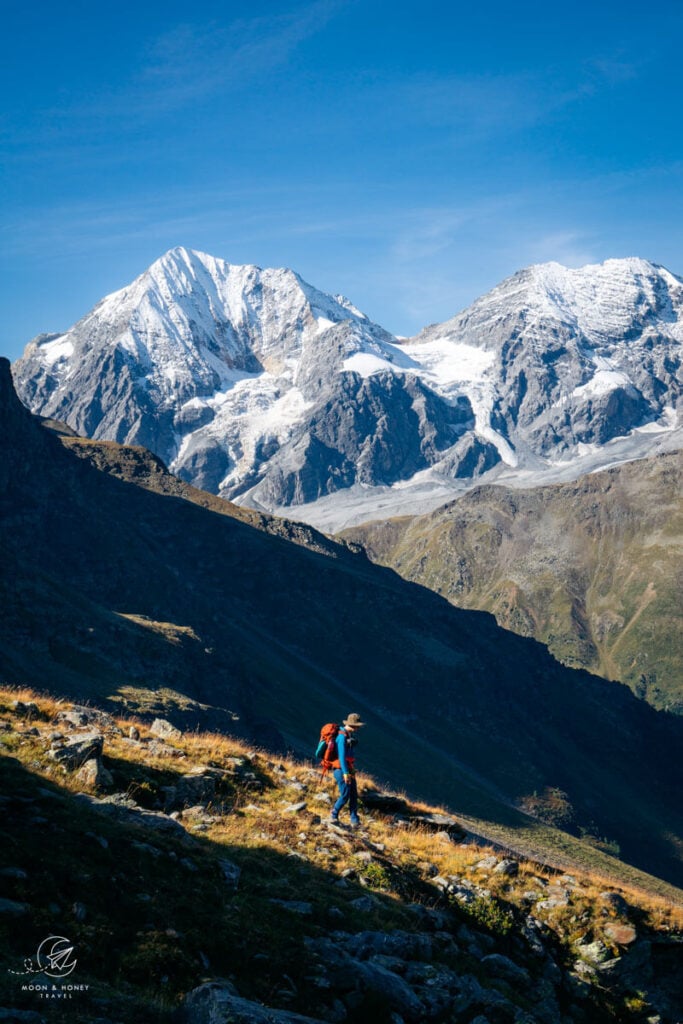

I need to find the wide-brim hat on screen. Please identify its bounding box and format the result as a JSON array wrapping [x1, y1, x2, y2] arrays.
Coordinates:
[[343, 713, 365, 728]]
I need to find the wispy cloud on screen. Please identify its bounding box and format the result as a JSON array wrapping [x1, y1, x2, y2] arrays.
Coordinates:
[[116, 1, 341, 116], [389, 197, 516, 264], [5, 0, 342, 140], [355, 41, 651, 148], [385, 73, 545, 137]]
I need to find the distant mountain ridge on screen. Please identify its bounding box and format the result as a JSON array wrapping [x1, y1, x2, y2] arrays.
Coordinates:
[[12, 249, 683, 527]]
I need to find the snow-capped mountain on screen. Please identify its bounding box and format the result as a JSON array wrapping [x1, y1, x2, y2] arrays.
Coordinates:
[[12, 249, 683, 528], [409, 257, 682, 466]]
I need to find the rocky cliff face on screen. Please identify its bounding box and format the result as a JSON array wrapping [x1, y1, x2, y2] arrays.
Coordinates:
[[12, 251, 683, 524]]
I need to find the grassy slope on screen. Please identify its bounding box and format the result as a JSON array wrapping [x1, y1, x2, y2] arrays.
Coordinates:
[[1, 687, 682, 1024], [342, 451, 683, 712]]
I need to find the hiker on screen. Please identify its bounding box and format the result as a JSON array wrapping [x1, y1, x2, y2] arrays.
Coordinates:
[[316, 713, 365, 827]]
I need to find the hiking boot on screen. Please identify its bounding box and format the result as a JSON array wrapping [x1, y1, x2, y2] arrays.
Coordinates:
[[349, 816, 361, 828], [329, 813, 339, 824]]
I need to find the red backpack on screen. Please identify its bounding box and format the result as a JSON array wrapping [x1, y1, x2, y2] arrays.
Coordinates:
[[317, 722, 340, 776]]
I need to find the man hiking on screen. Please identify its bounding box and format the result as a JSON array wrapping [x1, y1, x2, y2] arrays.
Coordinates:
[[316, 713, 365, 827]]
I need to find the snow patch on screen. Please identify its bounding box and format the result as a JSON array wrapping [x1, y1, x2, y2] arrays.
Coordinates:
[[39, 336, 73, 367], [342, 352, 395, 377], [572, 369, 633, 400], [633, 405, 678, 434], [401, 338, 495, 387]]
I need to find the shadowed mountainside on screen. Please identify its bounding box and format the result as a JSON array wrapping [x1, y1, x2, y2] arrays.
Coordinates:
[[1, 357, 683, 887]]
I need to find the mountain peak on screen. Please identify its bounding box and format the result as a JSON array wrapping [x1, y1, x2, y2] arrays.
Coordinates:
[[151, 245, 261, 280], [523, 255, 677, 290]]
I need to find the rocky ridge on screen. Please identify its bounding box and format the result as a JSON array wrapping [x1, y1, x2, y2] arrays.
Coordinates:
[[1, 688, 682, 1024]]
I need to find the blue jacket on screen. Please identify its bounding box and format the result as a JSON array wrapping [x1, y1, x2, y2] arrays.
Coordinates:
[[336, 728, 355, 775]]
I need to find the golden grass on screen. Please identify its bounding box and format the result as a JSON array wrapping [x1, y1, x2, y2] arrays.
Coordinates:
[[2, 681, 683, 934]]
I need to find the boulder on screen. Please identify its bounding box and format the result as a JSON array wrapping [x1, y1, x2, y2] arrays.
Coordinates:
[[360, 789, 411, 814], [0, 898, 30, 916], [493, 858, 519, 877], [147, 739, 185, 758], [269, 900, 313, 916], [0, 867, 28, 880], [349, 896, 377, 912], [74, 757, 114, 791], [74, 793, 186, 834], [11, 700, 39, 718], [409, 812, 464, 837], [481, 953, 530, 985], [577, 939, 611, 965], [72, 901, 87, 922], [150, 718, 182, 740], [604, 922, 637, 946], [49, 732, 104, 769], [474, 856, 499, 871], [599, 891, 631, 915], [534, 897, 568, 912], [56, 705, 115, 729], [182, 983, 326, 1023], [353, 961, 424, 1022], [346, 931, 433, 962], [170, 766, 229, 809], [218, 859, 241, 892]]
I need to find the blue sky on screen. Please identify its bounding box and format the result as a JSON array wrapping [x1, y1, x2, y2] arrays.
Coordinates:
[[3, 0, 683, 358]]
